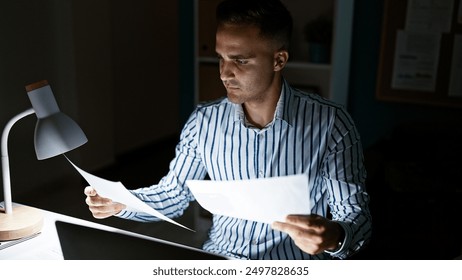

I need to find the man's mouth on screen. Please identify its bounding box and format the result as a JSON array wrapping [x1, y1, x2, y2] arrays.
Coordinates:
[[223, 81, 239, 90]]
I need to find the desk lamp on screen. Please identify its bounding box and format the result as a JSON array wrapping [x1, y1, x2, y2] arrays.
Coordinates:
[[1, 80, 87, 241]]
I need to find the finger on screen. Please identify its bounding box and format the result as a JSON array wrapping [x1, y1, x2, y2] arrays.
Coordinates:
[[285, 214, 310, 224], [271, 221, 300, 235], [89, 203, 126, 219], [84, 186, 114, 207], [272, 220, 321, 244], [272, 221, 323, 254], [272, 221, 315, 240], [89, 206, 115, 219], [285, 213, 322, 223], [89, 206, 114, 219], [84, 186, 97, 196], [285, 214, 324, 231], [272, 222, 325, 255], [271, 221, 284, 231], [85, 194, 113, 207]]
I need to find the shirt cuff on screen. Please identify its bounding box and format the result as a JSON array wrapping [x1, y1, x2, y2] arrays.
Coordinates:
[[324, 221, 350, 257], [115, 208, 136, 219]]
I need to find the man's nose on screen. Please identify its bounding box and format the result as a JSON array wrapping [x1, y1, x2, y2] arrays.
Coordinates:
[[220, 60, 234, 82]]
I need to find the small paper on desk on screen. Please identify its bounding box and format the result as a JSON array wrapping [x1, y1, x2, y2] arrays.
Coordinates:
[[186, 174, 310, 225], [66, 157, 193, 231]]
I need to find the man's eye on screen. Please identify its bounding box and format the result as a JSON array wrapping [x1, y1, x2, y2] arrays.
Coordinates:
[[235, 59, 247, 65]]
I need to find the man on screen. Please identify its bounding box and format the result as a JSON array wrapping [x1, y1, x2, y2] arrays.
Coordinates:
[[85, 0, 371, 259]]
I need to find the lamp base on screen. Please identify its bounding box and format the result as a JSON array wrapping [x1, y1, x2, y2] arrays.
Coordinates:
[[0, 205, 43, 241]]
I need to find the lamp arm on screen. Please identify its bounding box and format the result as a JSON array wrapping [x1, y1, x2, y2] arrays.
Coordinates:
[[1, 108, 35, 214]]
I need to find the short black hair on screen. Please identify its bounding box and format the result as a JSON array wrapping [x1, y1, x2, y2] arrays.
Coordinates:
[[216, 0, 293, 50]]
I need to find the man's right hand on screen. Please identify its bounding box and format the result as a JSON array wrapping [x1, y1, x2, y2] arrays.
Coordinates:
[[84, 186, 126, 219]]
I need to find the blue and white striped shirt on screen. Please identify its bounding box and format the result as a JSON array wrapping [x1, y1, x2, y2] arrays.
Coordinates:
[[118, 79, 371, 259]]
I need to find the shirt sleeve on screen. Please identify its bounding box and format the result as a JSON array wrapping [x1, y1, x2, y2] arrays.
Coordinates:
[[116, 110, 208, 222], [323, 107, 372, 259]]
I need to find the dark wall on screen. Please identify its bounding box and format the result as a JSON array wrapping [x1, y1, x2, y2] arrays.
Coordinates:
[[110, 0, 180, 155], [0, 0, 181, 201], [348, 0, 462, 259]]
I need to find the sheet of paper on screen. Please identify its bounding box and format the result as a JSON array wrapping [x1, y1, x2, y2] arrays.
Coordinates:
[[391, 30, 440, 91], [405, 0, 454, 33], [66, 157, 193, 231], [186, 174, 310, 225]]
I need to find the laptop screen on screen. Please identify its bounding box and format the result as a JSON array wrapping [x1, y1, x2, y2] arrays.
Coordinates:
[[55, 220, 227, 260]]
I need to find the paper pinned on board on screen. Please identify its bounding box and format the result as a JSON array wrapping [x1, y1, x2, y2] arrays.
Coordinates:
[[65, 156, 193, 231], [186, 173, 310, 225]]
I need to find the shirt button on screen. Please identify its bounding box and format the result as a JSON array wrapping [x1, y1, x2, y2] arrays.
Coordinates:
[[251, 240, 258, 245], [258, 170, 264, 177]]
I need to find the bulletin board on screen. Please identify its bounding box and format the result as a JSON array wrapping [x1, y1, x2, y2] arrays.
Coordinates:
[[376, 0, 462, 107]]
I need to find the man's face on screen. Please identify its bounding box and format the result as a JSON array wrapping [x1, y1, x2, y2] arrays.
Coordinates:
[[215, 23, 279, 105]]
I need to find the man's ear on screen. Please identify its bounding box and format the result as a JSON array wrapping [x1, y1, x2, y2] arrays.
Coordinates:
[[274, 50, 289, 71]]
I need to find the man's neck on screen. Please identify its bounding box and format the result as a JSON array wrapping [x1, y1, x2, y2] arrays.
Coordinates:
[[243, 83, 282, 129]]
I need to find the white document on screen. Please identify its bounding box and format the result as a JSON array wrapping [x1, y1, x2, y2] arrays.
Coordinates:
[[66, 157, 193, 231], [186, 174, 310, 225], [391, 30, 441, 91], [405, 0, 454, 33]]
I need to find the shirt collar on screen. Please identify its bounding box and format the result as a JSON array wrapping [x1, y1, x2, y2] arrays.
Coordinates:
[[232, 78, 292, 127]]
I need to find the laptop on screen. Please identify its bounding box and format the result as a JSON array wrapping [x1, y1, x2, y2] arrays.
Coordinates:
[[55, 220, 227, 260]]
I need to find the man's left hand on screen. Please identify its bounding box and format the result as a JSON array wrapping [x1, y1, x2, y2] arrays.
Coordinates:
[[271, 214, 344, 255]]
